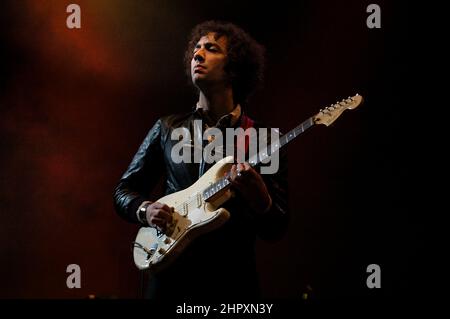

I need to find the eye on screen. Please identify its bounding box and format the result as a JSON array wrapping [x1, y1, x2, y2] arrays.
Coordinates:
[[205, 43, 220, 52]]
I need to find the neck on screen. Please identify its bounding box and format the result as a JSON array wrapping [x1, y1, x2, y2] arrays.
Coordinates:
[[197, 87, 235, 122]]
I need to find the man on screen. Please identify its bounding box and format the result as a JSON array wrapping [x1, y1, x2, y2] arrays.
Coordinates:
[[113, 20, 289, 300]]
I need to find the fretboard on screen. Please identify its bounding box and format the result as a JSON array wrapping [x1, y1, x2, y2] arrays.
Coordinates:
[[202, 116, 315, 201]]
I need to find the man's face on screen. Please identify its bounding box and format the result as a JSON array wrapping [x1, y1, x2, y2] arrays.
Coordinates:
[[191, 32, 228, 87]]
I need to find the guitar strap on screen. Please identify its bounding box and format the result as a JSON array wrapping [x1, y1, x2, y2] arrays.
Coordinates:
[[236, 114, 255, 161], [197, 113, 255, 177]]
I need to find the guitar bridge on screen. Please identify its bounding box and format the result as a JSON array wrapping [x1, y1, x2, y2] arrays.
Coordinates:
[[133, 242, 158, 260]]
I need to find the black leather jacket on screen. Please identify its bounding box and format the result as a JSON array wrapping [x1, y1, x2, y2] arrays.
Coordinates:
[[113, 108, 289, 299]]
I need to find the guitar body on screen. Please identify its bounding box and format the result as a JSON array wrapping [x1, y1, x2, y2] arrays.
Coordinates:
[[133, 155, 235, 272]]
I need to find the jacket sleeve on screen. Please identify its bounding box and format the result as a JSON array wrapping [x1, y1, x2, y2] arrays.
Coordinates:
[[254, 146, 289, 241], [247, 124, 289, 241], [113, 119, 165, 224]]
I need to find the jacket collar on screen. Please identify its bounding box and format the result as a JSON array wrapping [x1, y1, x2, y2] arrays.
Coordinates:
[[193, 103, 242, 128]]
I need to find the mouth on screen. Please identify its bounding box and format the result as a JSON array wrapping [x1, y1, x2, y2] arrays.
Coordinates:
[[193, 65, 206, 73]]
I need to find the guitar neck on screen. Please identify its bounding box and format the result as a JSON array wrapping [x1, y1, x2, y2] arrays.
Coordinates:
[[202, 116, 315, 201], [248, 116, 315, 168], [279, 116, 316, 147]]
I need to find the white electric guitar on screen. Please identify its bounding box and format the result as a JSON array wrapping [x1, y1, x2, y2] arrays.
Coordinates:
[[133, 94, 363, 272]]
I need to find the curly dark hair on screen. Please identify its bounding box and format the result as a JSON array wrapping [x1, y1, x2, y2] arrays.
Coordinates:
[[184, 20, 265, 105]]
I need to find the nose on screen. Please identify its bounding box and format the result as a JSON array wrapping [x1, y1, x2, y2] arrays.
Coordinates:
[[193, 49, 205, 63]]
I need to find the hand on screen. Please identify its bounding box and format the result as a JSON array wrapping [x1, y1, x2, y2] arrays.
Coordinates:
[[146, 202, 174, 230], [228, 163, 272, 213]]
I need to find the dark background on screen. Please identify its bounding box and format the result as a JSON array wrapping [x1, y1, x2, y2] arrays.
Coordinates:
[[0, 0, 414, 303]]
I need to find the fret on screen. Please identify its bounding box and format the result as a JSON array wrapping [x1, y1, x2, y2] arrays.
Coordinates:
[[288, 133, 293, 140], [203, 176, 227, 201], [280, 135, 288, 148]]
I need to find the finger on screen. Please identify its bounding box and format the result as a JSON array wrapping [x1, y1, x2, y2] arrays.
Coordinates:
[[153, 203, 174, 216], [152, 202, 166, 210], [148, 217, 165, 227], [243, 163, 258, 179], [229, 166, 245, 186], [230, 178, 246, 195], [236, 163, 247, 178], [159, 203, 173, 212], [234, 163, 242, 178], [230, 165, 238, 180], [155, 209, 173, 223], [226, 164, 236, 180]]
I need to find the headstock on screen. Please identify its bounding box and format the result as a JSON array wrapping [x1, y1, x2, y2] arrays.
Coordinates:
[[314, 94, 363, 126]]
